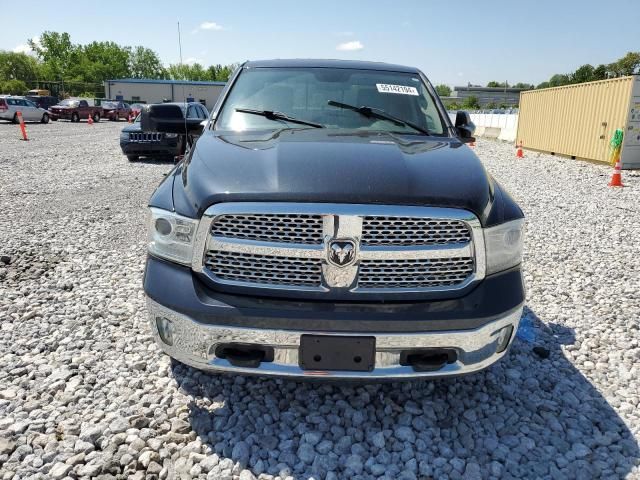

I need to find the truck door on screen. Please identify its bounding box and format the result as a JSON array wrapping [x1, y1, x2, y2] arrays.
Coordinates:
[[79, 100, 89, 118]]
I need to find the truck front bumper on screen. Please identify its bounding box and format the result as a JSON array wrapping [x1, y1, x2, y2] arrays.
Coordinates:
[[48, 112, 70, 120], [120, 140, 180, 157], [144, 257, 525, 380]]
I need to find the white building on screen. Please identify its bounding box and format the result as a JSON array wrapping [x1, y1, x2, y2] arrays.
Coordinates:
[[104, 79, 226, 109]]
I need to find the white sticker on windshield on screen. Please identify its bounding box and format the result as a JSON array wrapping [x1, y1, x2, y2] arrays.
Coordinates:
[[376, 84, 419, 96]]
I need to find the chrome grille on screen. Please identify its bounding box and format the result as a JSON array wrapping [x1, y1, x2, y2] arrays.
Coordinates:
[[129, 132, 163, 142], [362, 216, 471, 246], [211, 214, 323, 244], [358, 258, 474, 289], [195, 203, 485, 298], [205, 251, 322, 287]]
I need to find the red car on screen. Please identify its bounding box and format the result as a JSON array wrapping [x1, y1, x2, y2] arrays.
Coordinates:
[[102, 101, 132, 121], [49, 99, 103, 122]]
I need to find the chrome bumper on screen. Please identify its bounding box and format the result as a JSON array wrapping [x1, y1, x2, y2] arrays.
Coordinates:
[[147, 297, 523, 379]]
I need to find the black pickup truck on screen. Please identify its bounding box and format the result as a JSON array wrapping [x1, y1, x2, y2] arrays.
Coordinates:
[[142, 59, 525, 380]]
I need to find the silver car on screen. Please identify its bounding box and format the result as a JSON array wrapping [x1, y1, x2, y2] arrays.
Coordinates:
[[0, 96, 50, 123]]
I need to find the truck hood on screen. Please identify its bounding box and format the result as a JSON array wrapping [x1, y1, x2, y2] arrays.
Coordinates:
[[176, 129, 493, 220]]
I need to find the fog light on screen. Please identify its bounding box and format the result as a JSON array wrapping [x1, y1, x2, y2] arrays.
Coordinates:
[[156, 316, 175, 346], [495, 325, 514, 353]]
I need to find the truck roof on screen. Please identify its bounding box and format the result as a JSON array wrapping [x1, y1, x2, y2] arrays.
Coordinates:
[[244, 59, 420, 74]]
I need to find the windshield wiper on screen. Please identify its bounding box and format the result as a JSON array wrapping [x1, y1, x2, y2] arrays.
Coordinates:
[[235, 108, 324, 128], [327, 100, 430, 136]]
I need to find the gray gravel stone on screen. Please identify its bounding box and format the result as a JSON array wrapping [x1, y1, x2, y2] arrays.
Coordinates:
[[1, 127, 639, 479], [231, 441, 251, 464], [297, 443, 315, 464], [371, 431, 386, 449], [49, 462, 72, 479]]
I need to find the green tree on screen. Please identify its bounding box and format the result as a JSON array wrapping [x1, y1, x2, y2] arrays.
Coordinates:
[[548, 74, 571, 87], [1, 79, 28, 94], [536, 81, 550, 89], [485, 102, 498, 109], [129, 46, 166, 79], [608, 51, 640, 76], [513, 82, 534, 90], [29, 31, 76, 80], [166, 64, 188, 80], [167, 63, 209, 81], [0, 51, 40, 82], [434, 84, 451, 97], [10, 30, 240, 89], [593, 64, 608, 81], [461, 95, 480, 110], [212, 64, 237, 81], [79, 41, 131, 83], [571, 64, 595, 84], [487, 81, 508, 88]]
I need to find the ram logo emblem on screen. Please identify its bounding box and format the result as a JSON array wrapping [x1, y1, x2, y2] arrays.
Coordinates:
[[328, 240, 356, 267]]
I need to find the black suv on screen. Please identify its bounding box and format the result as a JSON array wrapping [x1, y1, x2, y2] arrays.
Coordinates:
[[142, 59, 525, 379], [25, 95, 59, 110], [120, 102, 208, 161]]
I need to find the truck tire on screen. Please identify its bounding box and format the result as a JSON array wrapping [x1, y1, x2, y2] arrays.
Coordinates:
[[127, 155, 139, 162], [92, 112, 100, 123], [41, 113, 49, 124], [71, 112, 79, 123]]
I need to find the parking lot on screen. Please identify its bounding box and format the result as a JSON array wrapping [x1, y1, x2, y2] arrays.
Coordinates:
[[1, 120, 639, 479]]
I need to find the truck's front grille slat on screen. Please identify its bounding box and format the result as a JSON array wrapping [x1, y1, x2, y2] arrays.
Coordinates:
[[205, 251, 322, 287], [362, 216, 471, 246], [199, 204, 483, 296], [211, 214, 323, 244], [357, 258, 474, 289], [129, 132, 163, 142]]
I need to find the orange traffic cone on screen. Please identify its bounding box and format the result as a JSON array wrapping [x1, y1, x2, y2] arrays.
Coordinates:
[[609, 160, 624, 187], [17, 111, 28, 141], [87, 114, 94, 125], [516, 142, 524, 158]]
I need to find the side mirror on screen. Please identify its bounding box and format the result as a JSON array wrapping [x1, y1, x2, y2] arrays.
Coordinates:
[[454, 110, 476, 143], [140, 104, 204, 134]]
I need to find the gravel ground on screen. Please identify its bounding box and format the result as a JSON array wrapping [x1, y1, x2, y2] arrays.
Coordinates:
[[1, 120, 639, 480]]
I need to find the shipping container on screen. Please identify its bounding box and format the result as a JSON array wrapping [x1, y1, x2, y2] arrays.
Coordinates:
[[517, 75, 640, 169]]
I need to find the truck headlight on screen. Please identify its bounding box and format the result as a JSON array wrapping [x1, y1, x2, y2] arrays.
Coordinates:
[[148, 207, 199, 265], [165, 133, 178, 138], [484, 219, 524, 275]]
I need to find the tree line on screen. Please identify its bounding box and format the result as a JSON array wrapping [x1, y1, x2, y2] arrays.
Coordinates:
[[536, 52, 639, 89], [0, 31, 238, 97], [433, 51, 640, 109]]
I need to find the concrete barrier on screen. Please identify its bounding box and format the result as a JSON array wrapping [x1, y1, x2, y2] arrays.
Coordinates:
[[484, 127, 501, 139], [470, 113, 519, 143], [449, 112, 519, 143]]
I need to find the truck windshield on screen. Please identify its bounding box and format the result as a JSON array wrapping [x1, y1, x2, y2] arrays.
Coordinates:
[[216, 67, 445, 135], [59, 99, 79, 107]]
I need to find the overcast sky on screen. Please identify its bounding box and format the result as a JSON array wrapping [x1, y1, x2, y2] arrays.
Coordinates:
[[1, 0, 638, 86]]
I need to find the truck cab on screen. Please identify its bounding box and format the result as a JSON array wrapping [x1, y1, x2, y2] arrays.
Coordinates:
[[49, 99, 103, 122], [142, 59, 525, 379]]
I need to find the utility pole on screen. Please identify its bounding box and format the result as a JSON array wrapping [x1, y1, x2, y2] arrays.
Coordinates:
[[504, 80, 507, 106]]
